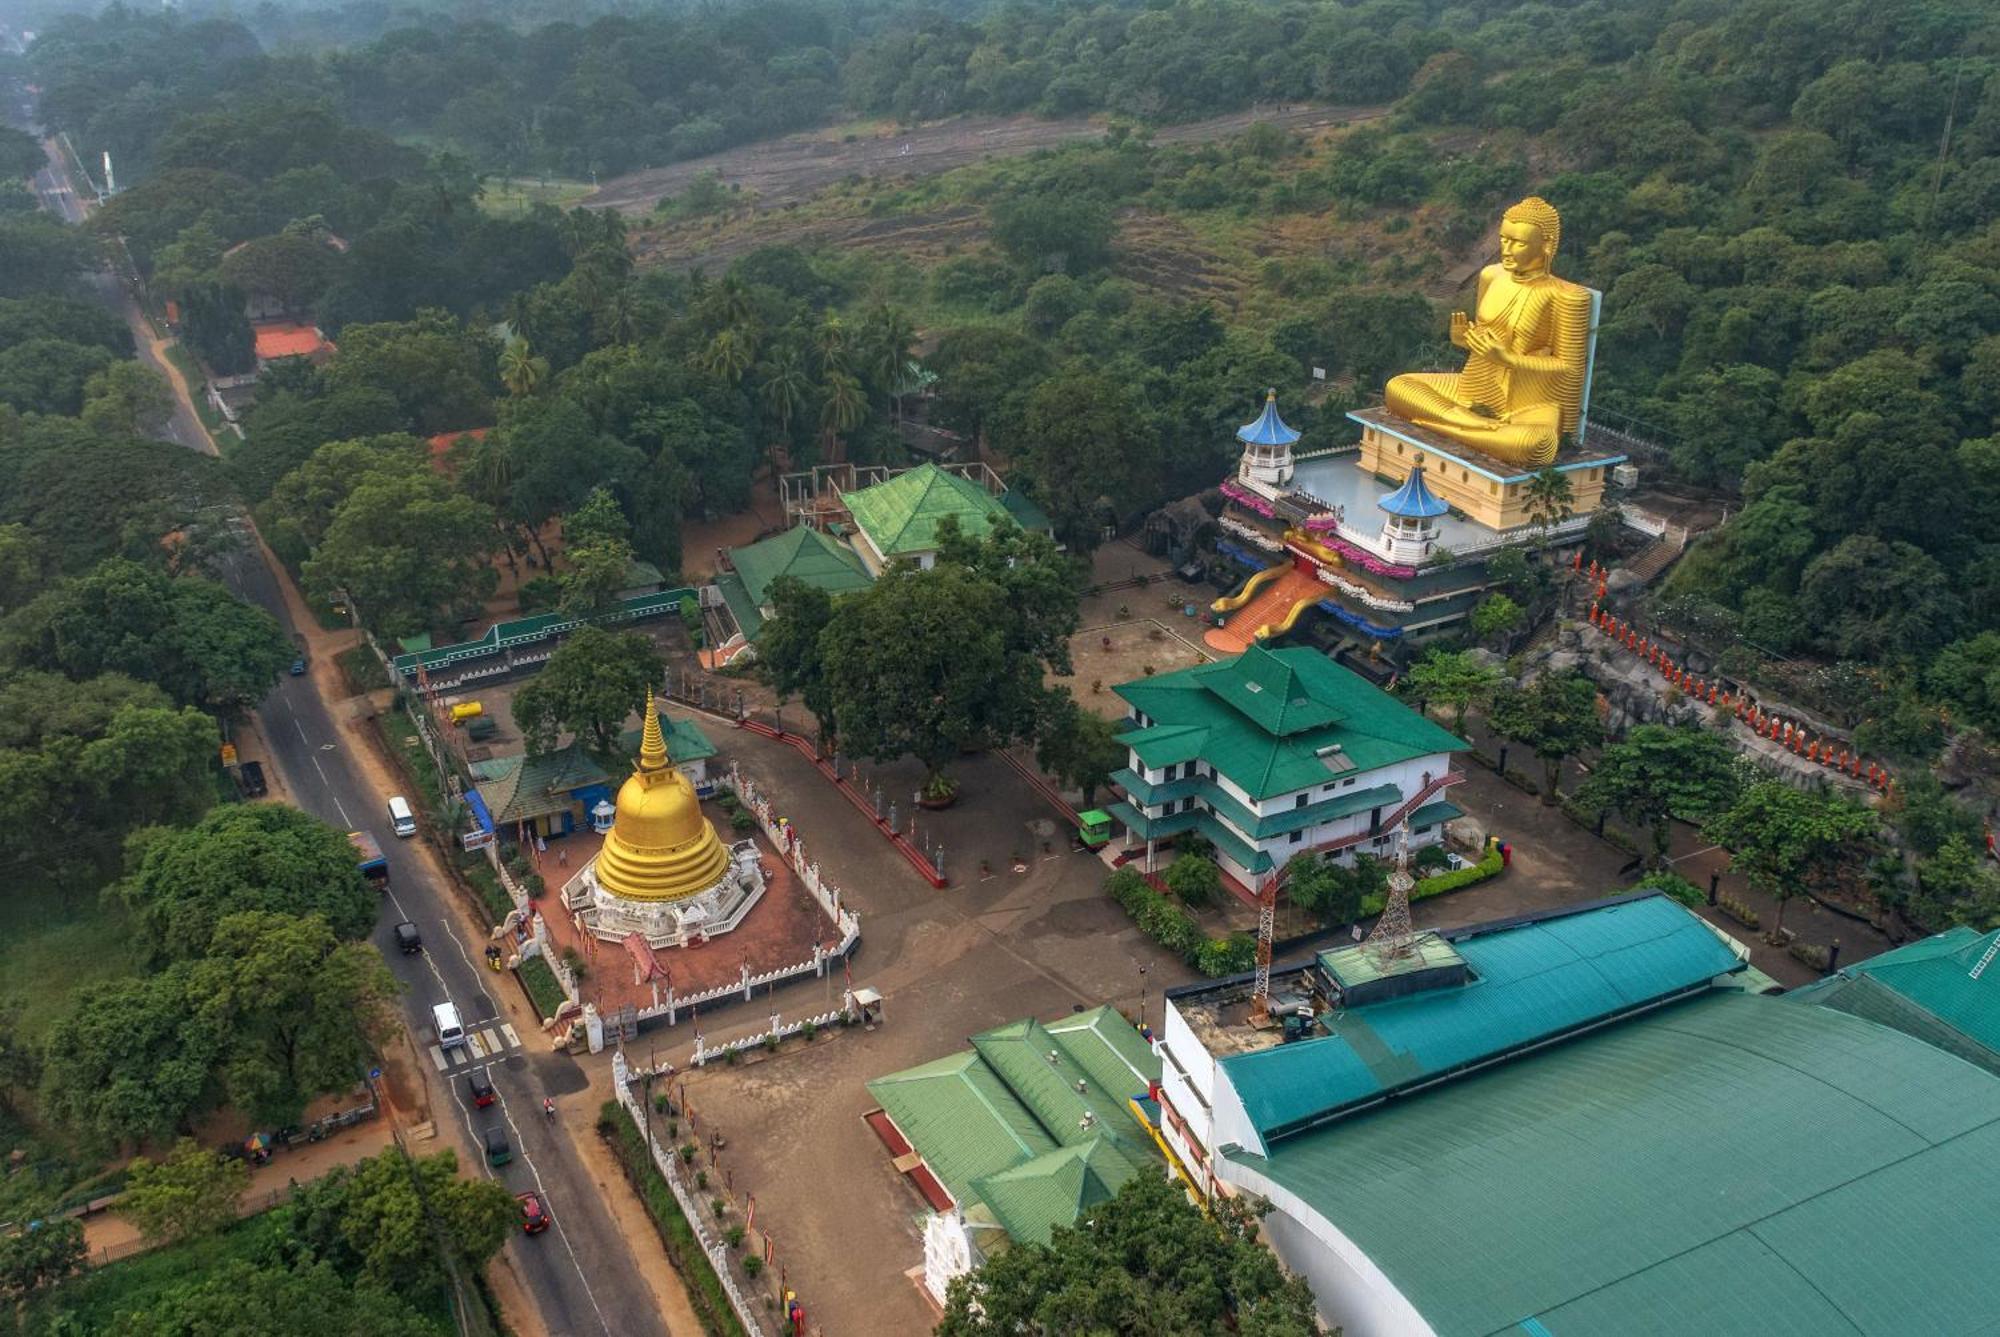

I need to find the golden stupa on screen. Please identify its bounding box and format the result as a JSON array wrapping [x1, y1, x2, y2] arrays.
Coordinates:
[[593, 690, 730, 902]]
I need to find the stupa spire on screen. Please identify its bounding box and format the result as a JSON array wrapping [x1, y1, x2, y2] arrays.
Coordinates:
[[638, 687, 668, 772]]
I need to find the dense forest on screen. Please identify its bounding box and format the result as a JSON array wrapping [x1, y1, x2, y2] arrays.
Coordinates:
[[9, 0, 1999, 908]]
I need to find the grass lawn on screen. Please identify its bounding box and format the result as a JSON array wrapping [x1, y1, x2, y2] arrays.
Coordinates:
[[478, 175, 595, 218], [0, 885, 140, 1048]]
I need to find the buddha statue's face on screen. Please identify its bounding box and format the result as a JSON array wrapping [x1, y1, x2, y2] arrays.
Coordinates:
[[1498, 218, 1550, 277]]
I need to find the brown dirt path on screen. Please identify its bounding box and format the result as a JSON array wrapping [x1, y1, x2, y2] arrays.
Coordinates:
[[589, 101, 1386, 216]]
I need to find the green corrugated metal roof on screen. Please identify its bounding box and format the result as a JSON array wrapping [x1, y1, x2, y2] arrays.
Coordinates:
[[971, 1018, 1137, 1147], [1222, 895, 1743, 1141], [1043, 1006, 1160, 1107], [866, 1050, 1057, 1204], [870, 1009, 1162, 1247], [970, 1137, 1146, 1248], [1791, 926, 2000, 1067], [714, 570, 764, 641], [997, 487, 1053, 533], [1226, 990, 2000, 1337], [1115, 644, 1467, 801], [1794, 972, 2000, 1076], [1406, 798, 1463, 828], [845, 463, 1014, 557], [726, 525, 872, 607], [474, 743, 611, 824], [618, 711, 717, 764]]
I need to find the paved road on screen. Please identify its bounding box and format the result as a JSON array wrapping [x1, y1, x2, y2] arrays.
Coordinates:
[[11, 69, 670, 1337]]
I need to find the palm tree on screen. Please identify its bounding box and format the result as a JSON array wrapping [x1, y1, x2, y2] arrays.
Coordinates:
[[1524, 466, 1575, 539], [813, 312, 850, 378], [861, 302, 917, 420], [699, 325, 756, 384], [819, 371, 865, 462], [504, 291, 537, 345], [759, 347, 811, 461], [697, 275, 753, 335], [499, 339, 548, 398], [596, 289, 638, 346]]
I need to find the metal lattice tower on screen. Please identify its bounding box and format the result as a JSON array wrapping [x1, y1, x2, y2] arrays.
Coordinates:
[[1365, 824, 1418, 961], [1251, 882, 1277, 1018]]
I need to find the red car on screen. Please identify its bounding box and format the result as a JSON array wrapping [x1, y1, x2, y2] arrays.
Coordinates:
[[518, 1192, 549, 1235], [468, 1071, 495, 1108]]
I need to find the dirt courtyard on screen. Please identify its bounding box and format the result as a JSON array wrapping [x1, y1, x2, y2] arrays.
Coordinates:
[[1056, 617, 1215, 719]]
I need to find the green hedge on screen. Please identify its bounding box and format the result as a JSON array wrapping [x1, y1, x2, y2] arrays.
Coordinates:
[[1358, 844, 1506, 916], [598, 1102, 749, 1337], [517, 956, 568, 1019], [1106, 868, 1256, 978], [461, 860, 514, 925]]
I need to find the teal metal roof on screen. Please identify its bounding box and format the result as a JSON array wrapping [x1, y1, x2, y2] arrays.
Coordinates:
[[714, 570, 764, 641], [997, 487, 1053, 533], [1220, 894, 1744, 1142], [1226, 990, 2000, 1337], [1113, 766, 1401, 839], [1115, 644, 1467, 801], [473, 743, 612, 824], [1791, 926, 2000, 1072], [618, 711, 717, 764]]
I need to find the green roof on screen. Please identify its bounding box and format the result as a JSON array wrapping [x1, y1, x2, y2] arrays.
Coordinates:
[[868, 1009, 1162, 1247], [845, 463, 1014, 558], [867, 1050, 1057, 1205], [473, 743, 612, 824], [714, 570, 763, 641], [970, 1137, 1146, 1248], [1226, 990, 2000, 1337], [726, 525, 872, 608], [1791, 926, 2000, 1074], [617, 711, 717, 764], [997, 488, 1053, 533], [1115, 644, 1467, 801], [1222, 894, 1744, 1142]]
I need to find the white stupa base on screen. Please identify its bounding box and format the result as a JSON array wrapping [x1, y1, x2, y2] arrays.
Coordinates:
[[569, 842, 767, 949]]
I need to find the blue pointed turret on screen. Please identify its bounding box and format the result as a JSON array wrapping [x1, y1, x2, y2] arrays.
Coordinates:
[[1379, 464, 1449, 519], [1237, 389, 1301, 447]]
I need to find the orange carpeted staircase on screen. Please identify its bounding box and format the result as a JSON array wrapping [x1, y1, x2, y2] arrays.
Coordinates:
[[1204, 565, 1324, 653]]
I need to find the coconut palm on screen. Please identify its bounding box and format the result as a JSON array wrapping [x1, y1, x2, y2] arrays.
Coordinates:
[[1524, 466, 1575, 538], [499, 339, 548, 398], [699, 325, 756, 384], [759, 346, 811, 456], [813, 312, 850, 378], [819, 371, 865, 462], [861, 302, 917, 420]]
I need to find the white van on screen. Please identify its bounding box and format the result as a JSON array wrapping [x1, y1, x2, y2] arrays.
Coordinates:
[[433, 1002, 465, 1049], [388, 795, 417, 837]]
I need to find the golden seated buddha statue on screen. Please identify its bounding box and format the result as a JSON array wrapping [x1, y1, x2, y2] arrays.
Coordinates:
[[1383, 197, 1593, 470]]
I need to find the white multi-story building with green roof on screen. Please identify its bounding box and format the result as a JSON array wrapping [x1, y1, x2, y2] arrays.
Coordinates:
[[1108, 643, 1469, 893]]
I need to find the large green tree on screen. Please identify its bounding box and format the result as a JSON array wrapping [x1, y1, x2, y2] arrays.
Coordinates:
[[1404, 648, 1501, 738], [287, 1149, 516, 1294], [1702, 780, 1880, 932], [938, 1171, 1316, 1336], [1490, 672, 1603, 805], [1035, 695, 1127, 807], [1577, 724, 1742, 863], [755, 576, 838, 737], [511, 625, 661, 755], [200, 911, 399, 1124], [302, 471, 497, 636], [1007, 366, 1161, 550], [8, 558, 292, 712], [118, 804, 376, 964], [122, 1137, 251, 1244]]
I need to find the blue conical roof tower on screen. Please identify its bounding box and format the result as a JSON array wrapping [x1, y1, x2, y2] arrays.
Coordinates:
[[1237, 389, 1302, 447], [1378, 464, 1449, 519]]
